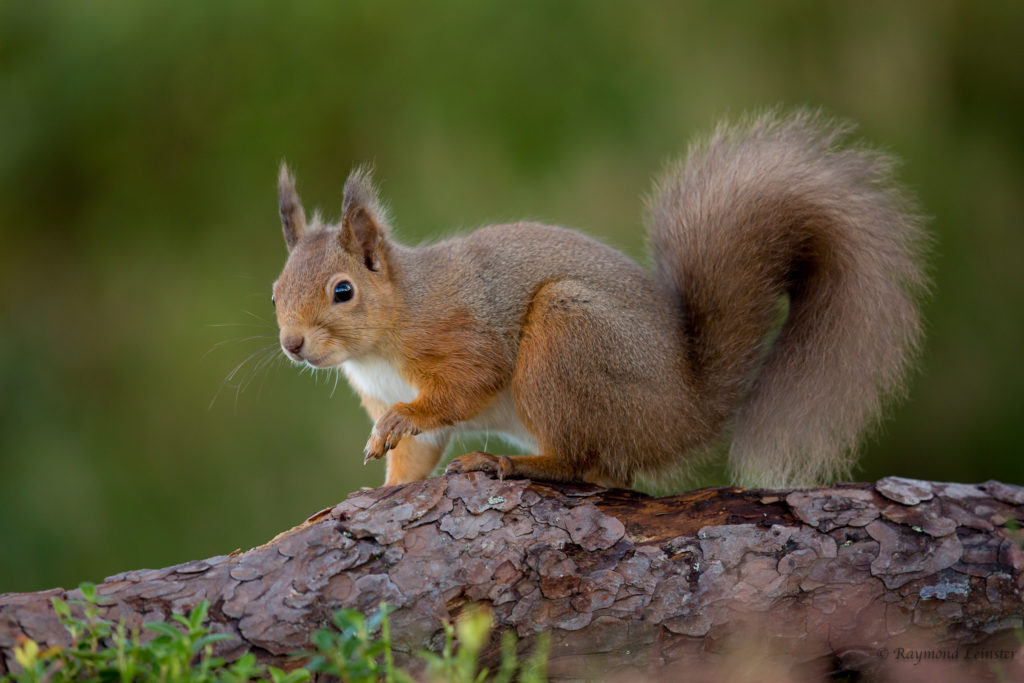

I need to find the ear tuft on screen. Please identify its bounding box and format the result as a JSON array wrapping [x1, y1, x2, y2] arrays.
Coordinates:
[[341, 165, 391, 272], [278, 162, 306, 252]]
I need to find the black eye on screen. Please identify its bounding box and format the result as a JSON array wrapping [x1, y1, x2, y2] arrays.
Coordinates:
[[271, 292, 276, 308], [333, 280, 354, 303]]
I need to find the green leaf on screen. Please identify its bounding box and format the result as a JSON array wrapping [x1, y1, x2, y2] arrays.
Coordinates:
[[519, 632, 550, 683], [144, 621, 183, 639], [191, 632, 234, 653], [189, 600, 210, 631], [268, 666, 313, 683], [51, 597, 71, 620], [492, 630, 518, 683], [332, 608, 365, 631], [79, 582, 97, 603], [309, 629, 335, 651]]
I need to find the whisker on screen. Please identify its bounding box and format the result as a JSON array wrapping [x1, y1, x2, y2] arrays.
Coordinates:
[[227, 344, 280, 382], [209, 343, 281, 410], [253, 353, 288, 399], [201, 333, 278, 361], [207, 322, 275, 329], [241, 310, 274, 325], [240, 346, 283, 395]]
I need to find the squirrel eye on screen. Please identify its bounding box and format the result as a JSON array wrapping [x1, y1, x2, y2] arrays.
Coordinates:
[[271, 292, 276, 308], [333, 280, 354, 303]]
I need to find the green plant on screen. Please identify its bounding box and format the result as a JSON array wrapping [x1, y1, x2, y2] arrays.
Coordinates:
[[2, 584, 549, 682], [302, 603, 409, 683], [419, 604, 549, 683], [7, 583, 245, 682], [4, 583, 307, 683]]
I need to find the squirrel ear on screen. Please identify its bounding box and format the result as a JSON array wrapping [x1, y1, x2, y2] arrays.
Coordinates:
[[278, 163, 306, 252], [340, 166, 390, 272]]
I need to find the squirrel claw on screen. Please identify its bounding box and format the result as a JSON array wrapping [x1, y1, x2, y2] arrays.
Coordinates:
[[446, 452, 512, 480], [363, 434, 388, 463], [365, 405, 419, 463]]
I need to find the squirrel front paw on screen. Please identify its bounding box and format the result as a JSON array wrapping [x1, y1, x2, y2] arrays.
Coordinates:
[[445, 452, 512, 480], [364, 405, 421, 463]]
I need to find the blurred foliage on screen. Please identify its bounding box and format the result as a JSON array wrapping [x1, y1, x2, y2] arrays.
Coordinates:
[[1, 0, 1023, 593], [5, 587, 540, 683]]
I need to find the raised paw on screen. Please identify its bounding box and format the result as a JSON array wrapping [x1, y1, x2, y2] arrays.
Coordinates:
[[364, 405, 420, 463], [445, 451, 512, 480]]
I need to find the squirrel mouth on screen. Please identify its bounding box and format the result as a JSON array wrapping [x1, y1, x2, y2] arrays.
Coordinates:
[[280, 344, 333, 368], [282, 349, 305, 364], [282, 348, 323, 367], [282, 347, 342, 368], [303, 354, 338, 369]]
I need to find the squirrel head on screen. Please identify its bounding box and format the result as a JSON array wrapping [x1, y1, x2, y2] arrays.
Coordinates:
[[272, 164, 399, 368]]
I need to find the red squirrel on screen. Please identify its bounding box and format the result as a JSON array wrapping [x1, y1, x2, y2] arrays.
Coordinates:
[[270, 111, 928, 489]]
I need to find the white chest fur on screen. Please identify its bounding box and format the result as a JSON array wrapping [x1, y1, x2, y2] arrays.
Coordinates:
[[341, 355, 537, 452], [342, 356, 417, 405]]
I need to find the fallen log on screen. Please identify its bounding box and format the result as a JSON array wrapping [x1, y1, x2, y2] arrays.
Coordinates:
[[2, 474, 1023, 680]]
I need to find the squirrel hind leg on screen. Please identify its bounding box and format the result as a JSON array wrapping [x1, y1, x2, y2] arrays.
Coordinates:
[[505, 279, 687, 488]]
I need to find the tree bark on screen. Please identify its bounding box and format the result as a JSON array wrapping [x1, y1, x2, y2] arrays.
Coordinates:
[[2, 474, 1023, 680]]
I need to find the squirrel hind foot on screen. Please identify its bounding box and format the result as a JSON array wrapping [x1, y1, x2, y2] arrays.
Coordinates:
[[446, 452, 512, 480], [447, 452, 628, 488]]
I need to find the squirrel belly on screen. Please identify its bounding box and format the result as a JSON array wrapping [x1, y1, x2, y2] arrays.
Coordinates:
[[271, 110, 928, 490]]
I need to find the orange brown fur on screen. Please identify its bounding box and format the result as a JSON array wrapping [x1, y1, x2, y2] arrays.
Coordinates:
[[398, 306, 513, 430], [271, 111, 929, 489]]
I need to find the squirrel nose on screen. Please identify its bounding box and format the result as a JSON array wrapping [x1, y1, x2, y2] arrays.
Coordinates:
[[282, 333, 305, 356]]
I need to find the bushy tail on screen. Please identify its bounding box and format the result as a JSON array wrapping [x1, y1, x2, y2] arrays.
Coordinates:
[[646, 111, 929, 487]]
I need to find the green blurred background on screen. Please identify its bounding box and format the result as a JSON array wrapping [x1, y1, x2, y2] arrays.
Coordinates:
[[2, 1, 1022, 594]]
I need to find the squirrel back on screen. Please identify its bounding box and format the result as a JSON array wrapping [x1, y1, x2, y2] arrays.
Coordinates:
[[272, 110, 928, 489], [646, 111, 928, 486]]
